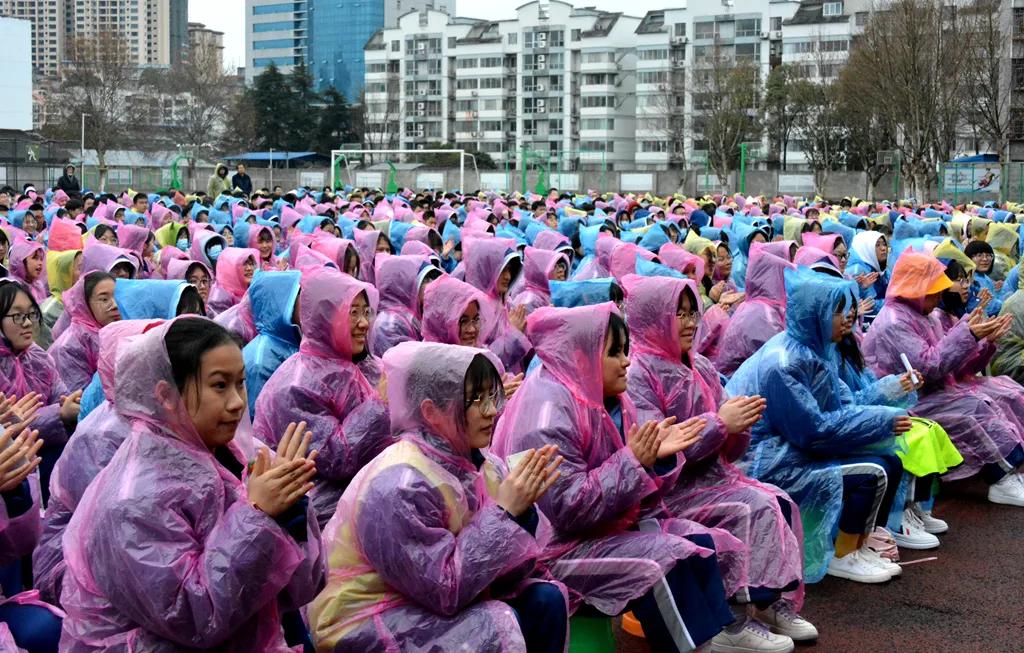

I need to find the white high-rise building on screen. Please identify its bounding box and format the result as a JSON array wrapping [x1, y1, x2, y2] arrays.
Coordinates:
[[0, 0, 64, 78], [0, 17, 33, 130]]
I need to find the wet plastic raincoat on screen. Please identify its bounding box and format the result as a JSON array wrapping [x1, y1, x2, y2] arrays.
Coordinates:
[[422, 276, 489, 346], [727, 267, 903, 582], [864, 252, 1024, 480], [309, 341, 561, 653], [622, 275, 804, 602], [368, 254, 431, 358], [993, 261, 1024, 383], [463, 238, 532, 372], [206, 247, 258, 315], [8, 239, 48, 303], [59, 317, 323, 651], [37, 249, 81, 349], [48, 272, 110, 392], [490, 303, 719, 615], [714, 247, 795, 377], [253, 267, 393, 527], [113, 279, 197, 320], [242, 271, 302, 416], [511, 247, 569, 316]]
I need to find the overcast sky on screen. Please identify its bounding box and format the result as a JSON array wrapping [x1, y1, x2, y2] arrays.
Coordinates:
[[188, 0, 670, 69]]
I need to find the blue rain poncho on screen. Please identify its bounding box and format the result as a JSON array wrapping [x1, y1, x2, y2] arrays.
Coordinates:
[[727, 267, 904, 581], [242, 270, 301, 416]]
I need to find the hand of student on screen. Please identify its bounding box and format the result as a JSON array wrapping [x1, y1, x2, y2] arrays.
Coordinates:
[[995, 280, 1004, 293], [628, 419, 669, 468], [856, 272, 879, 289], [718, 395, 766, 435], [276, 259, 289, 271], [273, 421, 318, 468], [977, 288, 992, 310], [59, 390, 82, 426], [442, 239, 456, 257], [0, 420, 43, 492], [893, 415, 913, 435], [376, 373, 388, 403], [657, 417, 707, 458], [247, 448, 316, 518], [0, 392, 42, 426], [983, 314, 1013, 342], [858, 298, 875, 316], [496, 445, 563, 517], [720, 291, 745, 308], [502, 373, 524, 400], [709, 282, 726, 303], [508, 305, 528, 333], [969, 313, 1005, 340], [899, 371, 924, 393]]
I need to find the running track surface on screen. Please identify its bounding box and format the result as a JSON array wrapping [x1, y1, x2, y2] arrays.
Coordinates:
[[615, 476, 1024, 653]]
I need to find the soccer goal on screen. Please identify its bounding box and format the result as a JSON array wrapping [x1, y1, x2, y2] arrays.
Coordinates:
[[330, 149, 478, 192]]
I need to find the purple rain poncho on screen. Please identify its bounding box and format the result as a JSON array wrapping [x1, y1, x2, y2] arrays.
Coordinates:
[[206, 247, 258, 316], [34, 320, 154, 605], [48, 272, 109, 392], [462, 237, 531, 372], [622, 274, 803, 603], [421, 276, 490, 346], [368, 254, 430, 358], [8, 239, 48, 303], [59, 317, 323, 651], [0, 280, 70, 446], [713, 247, 794, 377], [353, 229, 384, 284], [253, 267, 393, 527], [511, 247, 569, 316], [864, 255, 1024, 480], [309, 341, 564, 653], [490, 303, 725, 615]]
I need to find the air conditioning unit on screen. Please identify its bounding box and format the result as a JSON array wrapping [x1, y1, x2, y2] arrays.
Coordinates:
[[417, 43, 426, 51], [761, 30, 770, 39], [673, 59, 686, 68], [472, 111, 479, 117], [418, 89, 428, 96], [415, 129, 425, 137], [537, 107, 547, 114], [471, 90, 478, 96], [536, 54, 546, 63], [671, 36, 688, 45], [472, 131, 482, 137], [416, 110, 426, 117], [416, 101, 425, 110], [537, 99, 546, 107], [770, 30, 782, 40], [536, 83, 545, 92]]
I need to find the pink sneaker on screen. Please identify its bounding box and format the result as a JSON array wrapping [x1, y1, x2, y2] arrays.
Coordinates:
[[865, 527, 900, 562]]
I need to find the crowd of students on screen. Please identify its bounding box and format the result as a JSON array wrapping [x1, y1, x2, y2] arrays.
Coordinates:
[[0, 176, 1023, 652]]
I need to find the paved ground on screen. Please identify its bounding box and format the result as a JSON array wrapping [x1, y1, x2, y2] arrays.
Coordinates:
[[615, 476, 1024, 653]]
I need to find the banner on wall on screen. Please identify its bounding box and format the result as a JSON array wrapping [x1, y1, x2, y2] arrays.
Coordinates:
[[943, 164, 1000, 197]]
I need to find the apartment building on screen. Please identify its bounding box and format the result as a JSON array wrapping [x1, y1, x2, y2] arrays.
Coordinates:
[[245, 0, 453, 103], [0, 0, 64, 77]]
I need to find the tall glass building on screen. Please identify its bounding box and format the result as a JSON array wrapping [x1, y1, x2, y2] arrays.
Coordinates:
[[246, 0, 452, 103]]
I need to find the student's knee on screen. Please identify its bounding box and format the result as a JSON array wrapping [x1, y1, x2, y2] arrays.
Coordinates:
[[685, 533, 716, 552], [522, 582, 566, 615]]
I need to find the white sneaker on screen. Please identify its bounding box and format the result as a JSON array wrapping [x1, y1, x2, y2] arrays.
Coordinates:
[[825, 550, 892, 583], [910, 502, 948, 534], [753, 600, 819, 642], [860, 546, 903, 577], [711, 617, 794, 653], [988, 473, 1024, 507], [892, 508, 940, 550]]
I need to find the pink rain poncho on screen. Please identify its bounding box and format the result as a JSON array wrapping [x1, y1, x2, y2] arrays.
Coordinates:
[[368, 254, 431, 358], [511, 247, 569, 316], [188, 229, 227, 273], [714, 247, 794, 377], [462, 237, 531, 372], [490, 303, 728, 615], [422, 276, 490, 346], [864, 252, 1024, 479], [80, 242, 137, 278], [0, 281, 69, 446], [253, 267, 393, 527], [659, 243, 733, 359], [353, 229, 384, 283], [622, 275, 803, 602], [115, 224, 152, 278], [48, 271, 109, 392], [206, 247, 258, 315], [311, 237, 358, 277], [608, 242, 656, 281], [8, 239, 48, 303], [153, 246, 188, 280], [309, 341, 562, 652], [59, 317, 323, 651], [34, 320, 154, 605]]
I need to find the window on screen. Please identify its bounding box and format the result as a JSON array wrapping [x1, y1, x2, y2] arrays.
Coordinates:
[[480, 56, 503, 68], [735, 18, 761, 37], [364, 82, 387, 93], [391, 40, 400, 52], [638, 70, 668, 84], [456, 57, 479, 69], [783, 40, 815, 54], [735, 42, 760, 60], [583, 51, 614, 63], [641, 141, 668, 153], [823, 1, 843, 17], [695, 21, 716, 39], [1014, 60, 1024, 89], [455, 100, 475, 111], [583, 73, 616, 85], [770, 16, 782, 31], [581, 95, 611, 108], [252, 3, 295, 15], [508, 32, 517, 45], [253, 21, 293, 32], [253, 38, 295, 50], [456, 78, 479, 89], [480, 77, 503, 89], [638, 48, 669, 61], [819, 38, 848, 52], [253, 56, 297, 67], [640, 117, 668, 131], [366, 63, 387, 73], [582, 118, 615, 130], [549, 119, 563, 135], [448, 37, 457, 48], [480, 120, 502, 131], [855, 11, 869, 26], [580, 140, 614, 152], [572, 29, 581, 41], [674, 22, 687, 37]]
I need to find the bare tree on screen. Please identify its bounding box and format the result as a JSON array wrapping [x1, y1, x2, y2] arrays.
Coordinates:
[[691, 44, 761, 191], [44, 36, 139, 190], [963, 0, 1011, 160], [763, 64, 805, 171], [356, 72, 404, 163], [847, 0, 976, 199], [790, 80, 846, 196], [640, 67, 688, 168]]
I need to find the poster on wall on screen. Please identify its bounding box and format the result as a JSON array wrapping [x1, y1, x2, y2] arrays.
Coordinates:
[[943, 165, 1000, 198]]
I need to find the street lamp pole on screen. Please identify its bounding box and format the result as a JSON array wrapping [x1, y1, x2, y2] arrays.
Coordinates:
[[269, 148, 274, 190], [80, 112, 90, 170]]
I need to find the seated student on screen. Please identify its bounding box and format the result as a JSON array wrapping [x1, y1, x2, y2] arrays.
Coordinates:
[[964, 240, 1004, 316], [728, 268, 907, 585], [59, 317, 323, 650], [510, 247, 569, 316], [846, 231, 890, 322], [993, 261, 1024, 383], [309, 341, 568, 653], [492, 304, 768, 653], [422, 276, 489, 348], [166, 259, 213, 316], [368, 254, 443, 358], [353, 229, 393, 284], [462, 237, 532, 373], [8, 239, 48, 303], [242, 270, 302, 416], [728, 223, 770, 292], [37, 249, 82, 350], [715, 247, 794, 377], [34, 320, 155, 606], [49, 271, 122, 393], [253, 267, 392, 528], [864, 251, 1024, 507], [206, 247, 258, 316], [623, 274, 815, 644]]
